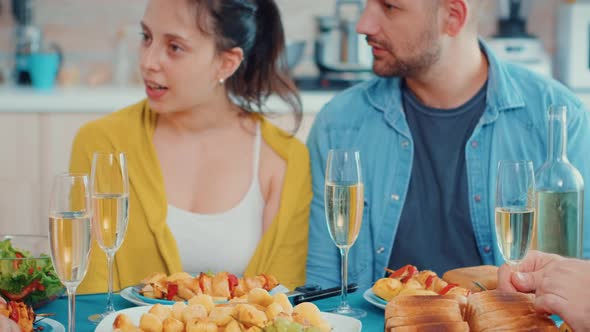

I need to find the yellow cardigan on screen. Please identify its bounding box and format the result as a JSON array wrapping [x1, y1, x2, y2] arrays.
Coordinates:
[[70, 100, 312, 293]]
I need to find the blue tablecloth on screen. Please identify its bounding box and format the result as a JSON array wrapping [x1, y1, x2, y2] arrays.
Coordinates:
[[38, 288, 383, 331]]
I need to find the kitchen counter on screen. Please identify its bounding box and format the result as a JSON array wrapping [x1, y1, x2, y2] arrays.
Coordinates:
[[1, 86, 590, 114], [0, 86, 336, 113], [0, 87, 590, 114]]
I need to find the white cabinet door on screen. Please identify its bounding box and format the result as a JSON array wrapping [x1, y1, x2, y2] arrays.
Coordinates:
[[0, 114, 42, 235], [39, 113, 103, 232]]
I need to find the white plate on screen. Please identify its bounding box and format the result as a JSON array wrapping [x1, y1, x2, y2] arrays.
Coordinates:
[[95, 305, 362, 332], [121, 284, 291, 307], [36, 318, 66, 332], [120, 286, 151, 306], [363, 288, 387, 310]]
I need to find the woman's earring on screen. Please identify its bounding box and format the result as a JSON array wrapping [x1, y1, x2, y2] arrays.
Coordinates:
[[218, 78, 225, 85]]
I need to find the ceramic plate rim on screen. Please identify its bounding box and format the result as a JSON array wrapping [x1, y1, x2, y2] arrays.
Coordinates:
[[95, 305, 362, 332], [120, 286, 150, 306], [363, 288, 387, 310]]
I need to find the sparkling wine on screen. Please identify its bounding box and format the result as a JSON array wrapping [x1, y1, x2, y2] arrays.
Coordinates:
[[495, 207, 535, 264], [536, 191, 584, 257], [325, 182, 364, 248], [92, 193, 129, 253], [49, 212, 92, 287]]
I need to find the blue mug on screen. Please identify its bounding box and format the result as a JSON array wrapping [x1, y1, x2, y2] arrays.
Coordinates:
[[29, 44, 62, 90]]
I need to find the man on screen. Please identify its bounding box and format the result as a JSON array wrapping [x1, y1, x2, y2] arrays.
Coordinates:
[[306, 0, 590, 289], [497, 250, 590, 331]]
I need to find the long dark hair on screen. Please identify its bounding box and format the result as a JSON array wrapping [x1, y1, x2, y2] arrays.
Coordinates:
[[189, 0, 302, 133]]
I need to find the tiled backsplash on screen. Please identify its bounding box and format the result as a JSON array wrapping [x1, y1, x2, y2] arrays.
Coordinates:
[[0, 0, 559, 85]]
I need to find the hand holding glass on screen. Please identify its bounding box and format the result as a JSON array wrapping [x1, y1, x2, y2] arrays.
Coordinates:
[[494, 160, 536, 265], [48, 174, 92, 332], [324, 149, 366, 319], [88, 152, 129, 322]]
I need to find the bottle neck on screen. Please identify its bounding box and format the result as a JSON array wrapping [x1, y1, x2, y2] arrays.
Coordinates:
[[548, 107, 568, 162]]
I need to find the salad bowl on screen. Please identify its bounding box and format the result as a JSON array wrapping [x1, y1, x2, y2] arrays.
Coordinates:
[[0, 234, 65, 308]]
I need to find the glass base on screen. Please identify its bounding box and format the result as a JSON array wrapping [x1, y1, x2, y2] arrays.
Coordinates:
[[88, 310, 114, 324], [327, 305, 367, 319]]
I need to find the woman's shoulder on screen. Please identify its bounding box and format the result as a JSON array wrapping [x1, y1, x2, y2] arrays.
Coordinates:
[[75, 99, 151, 142], [259, 117, 309, 164]]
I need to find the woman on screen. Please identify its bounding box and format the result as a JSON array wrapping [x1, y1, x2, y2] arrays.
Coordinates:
[[71, 0, 311, 293]]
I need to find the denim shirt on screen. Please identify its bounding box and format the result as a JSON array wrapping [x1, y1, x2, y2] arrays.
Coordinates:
[[306, 42, 590, 289]]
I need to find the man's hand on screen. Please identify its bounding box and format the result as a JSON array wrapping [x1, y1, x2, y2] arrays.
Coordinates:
[[0, 297, 21, 332], [497, 250, 590, 331]]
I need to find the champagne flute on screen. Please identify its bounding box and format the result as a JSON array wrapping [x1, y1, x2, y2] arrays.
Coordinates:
[[48, 173, 93, 332], [88, 152, 129, 323], [494, 160, 536, 265], [324, 149, 366, 319]]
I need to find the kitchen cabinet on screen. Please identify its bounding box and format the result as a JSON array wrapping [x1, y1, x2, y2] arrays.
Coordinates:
[[0, 112, 102, 235], [0, 114, 42, 235]]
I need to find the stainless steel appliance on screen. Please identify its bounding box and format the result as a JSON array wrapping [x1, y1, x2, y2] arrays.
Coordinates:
[[556, 1, 590, 91], [486, 0, 552, 77], [314, 0, 373, 80]]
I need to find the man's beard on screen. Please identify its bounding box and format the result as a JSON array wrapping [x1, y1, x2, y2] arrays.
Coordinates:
[[369, 29, 442, 78]]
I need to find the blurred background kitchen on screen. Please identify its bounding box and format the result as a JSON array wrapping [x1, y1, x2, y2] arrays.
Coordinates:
[[0, 0, 589, 235]]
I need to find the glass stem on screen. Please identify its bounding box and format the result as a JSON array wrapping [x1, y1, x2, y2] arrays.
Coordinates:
[[339, 247, 350, 310], [67, 286, 77, 332], [105, 252, 115, 314]]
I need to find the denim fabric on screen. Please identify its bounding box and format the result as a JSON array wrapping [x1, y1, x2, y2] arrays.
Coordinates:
[[306, 41, 590, 289]]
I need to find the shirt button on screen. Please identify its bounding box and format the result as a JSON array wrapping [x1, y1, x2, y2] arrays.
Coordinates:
[[471, 141, 479, 148], [391, 194, 400, 201], [376, 247, 385, 254], [474, 194, 482, 202], [401, 140, 410, 148], [484, 245, 491, 253]]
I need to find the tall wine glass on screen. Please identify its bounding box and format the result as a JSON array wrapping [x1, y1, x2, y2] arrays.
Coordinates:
[[48, 173, 93, 332], [88, 152, 129, 323], [494, 160, 536, 265], [324, 149, 366, 319]]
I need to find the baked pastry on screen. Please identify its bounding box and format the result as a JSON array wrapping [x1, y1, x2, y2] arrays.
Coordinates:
[[112, 288, 331, 332], [466, 291, 558, 332], [385, 295, 468, 332], [442, 265, 498, 292], [374, 265, 470, 303], [139, 271, 279, 302]]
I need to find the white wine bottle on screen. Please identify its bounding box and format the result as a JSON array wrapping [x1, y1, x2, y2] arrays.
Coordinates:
[[535, 105, 584, 258]]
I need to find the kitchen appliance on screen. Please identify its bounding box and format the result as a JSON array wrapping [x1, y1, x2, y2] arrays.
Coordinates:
[[486, 0, 552, 77], [314, 0, 373, 81], [11, 0, 63, 87], [12, 0, 40, 85], [556, 1, 590, 91]]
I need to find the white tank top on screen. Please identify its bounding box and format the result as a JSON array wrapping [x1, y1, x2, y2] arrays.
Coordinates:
[[166, 124, 264, 275]]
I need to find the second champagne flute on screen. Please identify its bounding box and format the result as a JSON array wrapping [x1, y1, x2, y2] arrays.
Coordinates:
[[88, 152, 129, 323], [494, 160, 536, 265], [48, 173, 93, 332], [324, 149, 366, 319]]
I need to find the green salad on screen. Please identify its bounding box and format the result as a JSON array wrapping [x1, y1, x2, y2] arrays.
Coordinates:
[[0, 239, 63, 306]]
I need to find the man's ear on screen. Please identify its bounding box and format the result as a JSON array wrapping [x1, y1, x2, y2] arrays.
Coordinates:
[[441, 0, 469, 37], [217, 47, 244, 82]]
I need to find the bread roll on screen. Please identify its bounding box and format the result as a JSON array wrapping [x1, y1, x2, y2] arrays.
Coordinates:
[[388, 321, 470, 332], [442, 265, 498, 292]]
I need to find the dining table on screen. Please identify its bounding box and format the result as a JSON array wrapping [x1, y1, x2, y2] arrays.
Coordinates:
[[37, 287, 384, 331]]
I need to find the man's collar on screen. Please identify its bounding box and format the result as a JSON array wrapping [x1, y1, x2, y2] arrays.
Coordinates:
[[363, 38, 526, 115]]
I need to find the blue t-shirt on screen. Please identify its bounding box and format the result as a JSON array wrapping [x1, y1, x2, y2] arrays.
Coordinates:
[[388, 81, 487, 275]]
